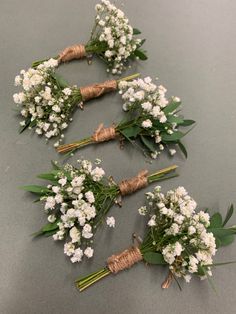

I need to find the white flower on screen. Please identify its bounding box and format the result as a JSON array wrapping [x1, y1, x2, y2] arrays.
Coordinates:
[[91, 167, 105, 181], [188, 226, 196, 235], [169, 149, 176, 156], [64, 242, 75, 256], [15, 75, 22, 86], [84, 247, 94, 258], [173, 96, 181, 102], [159, 115, 167, 123], [142, 119, 152, 128], [69, 226, 81, 243], [71, 248, 83, 263], [141, 102, 152, 112], [106, 216, 115, 227], [138, 206, 147, 216], [55, 194, 63, 204], [82, 224, 93, 239], [148, 215, 156, 226], [85, 191, 95, 203], [45, 196, 56, 210], [58, 177, 67, 186], [48, 214, 56, 223], [63, 88, 72, 96]]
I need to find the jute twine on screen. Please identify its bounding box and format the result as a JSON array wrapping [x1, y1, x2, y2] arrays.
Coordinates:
[[92, 124, 116, 142], [58, 44, 86, 63], [107, 246, 143, 274], [118, 170, 148, 196], [80, 80, 117, 102]]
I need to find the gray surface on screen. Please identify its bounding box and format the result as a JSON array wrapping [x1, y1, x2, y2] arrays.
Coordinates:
[[0, 0, 236, 313]]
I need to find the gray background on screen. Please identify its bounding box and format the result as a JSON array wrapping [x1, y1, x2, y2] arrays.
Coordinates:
[[0, 0, 236, 313]]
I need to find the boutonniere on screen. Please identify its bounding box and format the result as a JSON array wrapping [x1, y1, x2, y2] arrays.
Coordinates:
[[32, 0, 147, 74], [14, 59, 138, 145], [76, 186, 236, 291], [58, 77, 195, 158], [21, 160, 177, 263]]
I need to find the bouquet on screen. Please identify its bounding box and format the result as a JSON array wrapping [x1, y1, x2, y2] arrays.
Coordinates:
[[13, 59, 138, 145], [32, 0, 147, 74], [21, 160, 177, 263], [76, 186, 236, 292], [57, 77, 195, 158]]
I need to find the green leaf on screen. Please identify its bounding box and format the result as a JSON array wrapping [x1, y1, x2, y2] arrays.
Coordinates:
[[143, 252, 167, 265], [51, 160, 60, 170], [119, 125, 141, 139], [178, 141, 188, 158], [19, 117, 31, 133], [218, 234, 235, 247], [161, 131, 185, 142], [37, 173, 57, 182], [20, 185, 51, 194], [167, 115, 184, 125], [223, 204, 234, 226], [140, 135, 156, 153], [208, 228, 234, 238], [51, 73, 69, 88], [163, 101, 181, 115], [179, 119, 195, 127], [33, 221, 59, 237], [210, 212, 223, 228], [133, 49, 148, 60], [137, 39, 146, 48], [133, 28, 142, 35]]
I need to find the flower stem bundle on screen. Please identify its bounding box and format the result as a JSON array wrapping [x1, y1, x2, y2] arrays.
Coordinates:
[[76, 187, 236, 292], [32, 0, 147, 74], [57, 77, 195, 157], [21, 160, 177, 264], [13, 59, 139, 144]]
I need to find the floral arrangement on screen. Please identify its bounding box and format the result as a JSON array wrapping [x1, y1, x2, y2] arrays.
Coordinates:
[[13, 59, 138, 145], [57, 77, 195, 158], [32, 0, 146, 74], [76, 186, 236, 291], [21, 160, 177, 263]]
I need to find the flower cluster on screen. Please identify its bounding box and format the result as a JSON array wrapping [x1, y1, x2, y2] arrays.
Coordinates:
[[91, 0, 146, 74], [13, 59, 81, 145], [34, 159, 119, 263], [118, 77, 195, 158], [140, 186, 216, 283]]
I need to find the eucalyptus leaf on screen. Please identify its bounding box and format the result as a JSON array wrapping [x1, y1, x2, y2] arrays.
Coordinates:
[[140, 135, 156, 153], [179, 119, 195, 127], [178, 141, 188, 158], [223, 204, 234, 226], [19, 117, 31, 133], [51, 73, 69, 88], [161, 131, 185, 142], [210, 212, 223, 228], [163, 101, 181, 115], [20, 185, 51, 194], [133, 28, 142, 35], [143, 252, 166, 265], [119, 125, 141, 139], [218, 234, 235, 247], [133, 49, 148, 60]]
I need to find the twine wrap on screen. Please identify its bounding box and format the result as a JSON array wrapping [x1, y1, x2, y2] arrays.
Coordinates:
[[92, 124, 116, 142], [107, 246, 143, 274], [58, 44, 86, 62], [118, 170, 148, 196], [80, 80, 117, 102]]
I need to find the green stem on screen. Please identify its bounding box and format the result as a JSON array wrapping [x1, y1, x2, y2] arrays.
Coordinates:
[[118, 73, 140, 83], [148, 165, 178, 183], [76, 268, 111, 292]]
